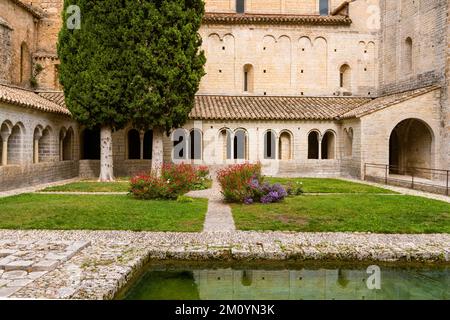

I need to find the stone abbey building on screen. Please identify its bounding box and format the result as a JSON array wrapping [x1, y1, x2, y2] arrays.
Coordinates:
[[0, 0, 449, 191]]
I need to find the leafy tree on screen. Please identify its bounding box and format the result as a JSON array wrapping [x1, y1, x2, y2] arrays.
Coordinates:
[[58, 0, 205, 180]]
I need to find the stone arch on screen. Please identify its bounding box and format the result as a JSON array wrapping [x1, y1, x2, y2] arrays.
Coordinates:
[[8, 122, 24, 165], [189, 128, 203, 160], [313, 37, 328, 90], [263, 129, 276, 160], [0, 121, 13, 166], [404, 37, 413, 73], [308, 130, 320, 159], [389, 118, 433, 178], [339, 64, 351, 91], [172, 128, 188, 160], [321, 130, 336, 160], [279, 130, 293, 160], [80, 127, 100, 160], [38, 126, 53, 163], [127, 128, 141, 160], [143, 130, 153, 160], [234, 128, 248, 160], [62, 127, 74, 161], [219, 128, 232, 160]]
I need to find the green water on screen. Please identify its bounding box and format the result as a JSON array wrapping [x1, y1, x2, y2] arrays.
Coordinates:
[[122, 262, 449, 300]]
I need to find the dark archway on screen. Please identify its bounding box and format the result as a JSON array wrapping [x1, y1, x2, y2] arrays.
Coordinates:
[[128, 129, 141, 160], [143, 130, 153, 160], [81, 128, 100, 160], [308, 131, 319, 159], [389, 119, 433, 178]]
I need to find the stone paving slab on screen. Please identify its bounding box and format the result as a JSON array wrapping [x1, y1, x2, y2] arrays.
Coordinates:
[[0, 239, 90, 298], [0, 230, 447, 300]]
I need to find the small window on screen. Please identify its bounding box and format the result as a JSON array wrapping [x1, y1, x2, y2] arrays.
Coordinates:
[[319, 0, 329, 16], [264, 131, 276, 160], [236, 0, 245, 13], [404, 37, 413, 73]]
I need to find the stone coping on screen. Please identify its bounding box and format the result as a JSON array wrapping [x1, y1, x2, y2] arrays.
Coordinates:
[[0, 230, 448, 300]]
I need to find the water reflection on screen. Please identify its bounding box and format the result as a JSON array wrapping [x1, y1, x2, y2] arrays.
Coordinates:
[[124, 266, 449, 300]]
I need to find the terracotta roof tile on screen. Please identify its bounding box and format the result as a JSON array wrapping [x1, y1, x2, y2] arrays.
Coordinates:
[[340, 86, 440, 119], [191, 95, 370, 120], [203, 13, 352, 26], [0, 84, 70, 116]]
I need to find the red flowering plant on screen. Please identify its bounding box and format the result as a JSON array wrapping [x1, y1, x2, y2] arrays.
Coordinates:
[[130, 163, 211, 200], [217, 163, 263, 203]]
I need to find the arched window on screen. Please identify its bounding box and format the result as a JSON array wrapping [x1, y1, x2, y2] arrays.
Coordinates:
[[319, 0, 329, 16], [308, 131, 319, 159], [128, 129, 141, 160], [220, 129, 232, 160], [321, 131, 335, 160], [62, 128, 74, 161], [143, 130, 153, 160], [264, 131, 276, 159], [190, 129, 202, 160], [339, 64, 351, 91], [236, 0, 245, 13], [38, 127, 52, 163], [8, 123, 23, 165], [0, 121, 12, 166], [279, 131, 292, 160], [404, 37, 413, 73], [173, 129, 187, 160], [234, 129, 247, 160], [243, 64, 254, 93], [81, 128, 100, 160], [20, 42, 31, 84]]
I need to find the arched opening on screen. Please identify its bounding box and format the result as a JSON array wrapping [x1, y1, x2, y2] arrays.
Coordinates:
[[404, 37, 413, 73], [236, 0, 245, 13], [389, 119, 433, 178], [321, 131, 335, 160], [339, 64, 351, 91], [0, 121, 12, 166], [243, 64, 254, 93], [0, 135, 2, 165], [190, 129, 202, 160], [62, 128, 74, 161], [143, 130, 153, 160], [128, 129, 141, 160], [20, 42, 31, 84], [264, 130, 276, 159], [80, 127, 100, 160], [344, 128, 353, 157], [319, 0, 329, 16], [234, 129, 247, 160], [173, 129, 187, 160], [279, 131, 292, 160], [8, 124, 23, 165], [308, 131, 319, 159], [220, 129, 232, 160], [38, 127, 52, 163]]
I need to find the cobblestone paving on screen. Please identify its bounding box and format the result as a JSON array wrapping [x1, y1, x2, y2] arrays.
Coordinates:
[[0, 230, 447, 300], [0, 239, 90, 298]]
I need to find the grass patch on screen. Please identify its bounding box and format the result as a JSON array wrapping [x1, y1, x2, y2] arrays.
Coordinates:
[[266, 177, 394, 194], [0, 194, 208, 232], [232, 195, 450, 234], [42, 181, 130, 193]]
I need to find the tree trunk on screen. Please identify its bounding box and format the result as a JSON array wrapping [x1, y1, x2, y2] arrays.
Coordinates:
[[151, 126, 164, 177], [98, 125, 115, 182]]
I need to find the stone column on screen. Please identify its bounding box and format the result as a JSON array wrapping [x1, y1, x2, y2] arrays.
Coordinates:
[[34, 137, 40, 164], [139, 131, 145, 160], [1, 135, 8, 166], [318, 135, 322, 160]]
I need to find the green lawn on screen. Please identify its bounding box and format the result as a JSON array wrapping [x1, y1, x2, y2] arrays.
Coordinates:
[[232, 195, 450, 234], [0, 194, 207, 232], [42, 181, 130, 193], [266, 177, 394, 194]]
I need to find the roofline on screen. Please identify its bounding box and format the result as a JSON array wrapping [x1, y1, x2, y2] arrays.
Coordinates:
[[9, 0, 45, 19]]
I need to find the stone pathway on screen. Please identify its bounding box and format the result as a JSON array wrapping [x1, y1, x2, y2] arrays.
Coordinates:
[[187, 180, 236, 233], [0, 239, 90, 298], [0, 230, 447, 299], [35, 192, 128, 195], [339, 177, 450, 203]]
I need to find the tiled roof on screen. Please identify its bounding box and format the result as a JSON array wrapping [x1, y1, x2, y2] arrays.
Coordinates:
[[191, 95, 370, 120], [0, 84, 70, 116], [38, 91, 66, 108], [340, 86, 440, 119], [203, 13, 352, 26], [10, 0, 45, 19]]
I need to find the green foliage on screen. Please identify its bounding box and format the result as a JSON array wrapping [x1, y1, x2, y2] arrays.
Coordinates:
[[177, 195, 194, 203], [57, 0, 206, 131]]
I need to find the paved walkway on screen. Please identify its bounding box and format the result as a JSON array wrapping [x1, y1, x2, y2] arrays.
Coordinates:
[[187, 180, 236, 233], [339, 177, 450, 203], [0, 178, 81, 198]]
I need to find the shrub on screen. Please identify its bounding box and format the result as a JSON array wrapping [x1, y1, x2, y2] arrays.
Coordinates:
[[286, 181, 304, 196], [130, 163, 211, 200], [217, 163, 262, 203]]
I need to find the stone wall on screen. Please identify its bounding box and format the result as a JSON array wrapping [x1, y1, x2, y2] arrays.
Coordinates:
[[0, 160, 78, 191], [0, 20, 12, 83]]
